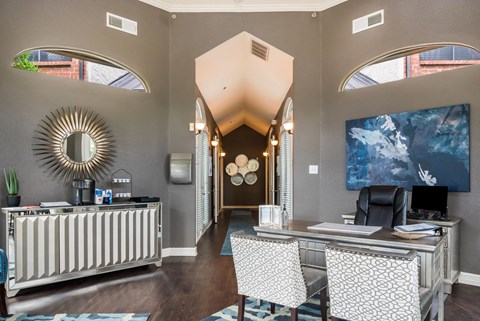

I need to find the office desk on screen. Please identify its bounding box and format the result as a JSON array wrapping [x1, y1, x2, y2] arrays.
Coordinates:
[[255, 220, 446, 321], [342, 212, 461, 294]]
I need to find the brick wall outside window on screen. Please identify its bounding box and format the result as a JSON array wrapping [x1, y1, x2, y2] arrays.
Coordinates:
[[36, 58, 87, 80], [408, 53, 480, 78]]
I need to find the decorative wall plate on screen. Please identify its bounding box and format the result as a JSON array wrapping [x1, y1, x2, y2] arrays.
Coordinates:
[[247, 159, 259, 172], [225, 162, 238, 176], [231, 174, 243, 186], [238, 166, 249, 177], [235, 154, 248, 167], [244, 172, 258, 185]]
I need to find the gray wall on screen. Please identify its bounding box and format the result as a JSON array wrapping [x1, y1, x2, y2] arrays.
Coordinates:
[[2, 0, 480, 275], [0, 0, 172, 244], [320, 0, 480, 274], [169, 12, 323, 247]]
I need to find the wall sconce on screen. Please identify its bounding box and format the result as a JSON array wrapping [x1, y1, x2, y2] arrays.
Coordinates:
[[211, 135, 219, 147], [271, 135, 278, 146], [283, 121, 294, 133], [220, 152, 226, 157], [263, 151, 268, 157], [195, 122, 205, 132]]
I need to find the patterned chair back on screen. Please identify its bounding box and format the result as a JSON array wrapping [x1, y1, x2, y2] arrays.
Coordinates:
[[0, 249, 8, 284], [230, 231, 307, 308], [325, 243, 422, 321]]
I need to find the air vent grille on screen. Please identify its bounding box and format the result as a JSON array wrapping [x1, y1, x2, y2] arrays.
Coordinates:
[[108, 15, 123, 29], [368, 13, 383, 26], [106, 12, 138, 36], [251, 40, 269, 61], [352, 9, 384, 34]]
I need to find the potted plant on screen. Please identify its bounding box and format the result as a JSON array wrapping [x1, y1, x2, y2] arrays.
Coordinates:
[[4, 167, 20, 207]]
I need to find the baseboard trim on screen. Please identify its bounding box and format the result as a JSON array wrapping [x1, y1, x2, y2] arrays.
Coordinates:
[[162, 247, 197, 257], [222, 206, 257, 209], [458, 272, 480, 287]]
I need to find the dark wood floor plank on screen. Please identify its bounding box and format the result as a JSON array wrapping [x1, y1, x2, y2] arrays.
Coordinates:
[[5, 210, 480, 321]]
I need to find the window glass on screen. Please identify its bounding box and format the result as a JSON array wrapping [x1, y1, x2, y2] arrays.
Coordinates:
[[420, 46, 480, 61], [342, 44, 480, 91], [12, 49, 147, 92]]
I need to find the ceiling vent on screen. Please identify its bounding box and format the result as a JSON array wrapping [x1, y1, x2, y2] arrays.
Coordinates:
[[251, 40, 269, 61], [352, 9, 384, 34], [106, 12, 138, 36]]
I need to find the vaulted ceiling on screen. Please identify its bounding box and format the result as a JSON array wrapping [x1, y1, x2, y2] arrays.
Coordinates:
[[138, 0, 347, 136], [196, 32, 293, 136]]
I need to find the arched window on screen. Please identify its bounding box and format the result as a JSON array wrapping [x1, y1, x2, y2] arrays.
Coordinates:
[[12, 47, 148, 92], [340, 43, 480, 91]]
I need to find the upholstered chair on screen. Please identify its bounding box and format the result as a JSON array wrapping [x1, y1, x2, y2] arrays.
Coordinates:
[[230, 231, 328, 321], [0, 249, 8, 317], [325, 242, 434, 321], [355, 185, 407, 228]]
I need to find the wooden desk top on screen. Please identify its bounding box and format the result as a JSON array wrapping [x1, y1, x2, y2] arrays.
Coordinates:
[[342, 212, 462, 227], [254, 220, 445, 253]]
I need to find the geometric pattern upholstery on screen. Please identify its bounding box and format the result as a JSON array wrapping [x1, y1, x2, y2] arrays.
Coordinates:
[[0, 249, 7, 284], [325, 242, 431, 321], [231, 231, 326, 309]]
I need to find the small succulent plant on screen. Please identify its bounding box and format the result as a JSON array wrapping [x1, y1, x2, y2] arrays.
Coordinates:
[[4, 167, 19, 195]]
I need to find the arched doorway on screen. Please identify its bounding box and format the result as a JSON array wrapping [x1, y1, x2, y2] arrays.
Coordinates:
[[194, 31, 294, 240]]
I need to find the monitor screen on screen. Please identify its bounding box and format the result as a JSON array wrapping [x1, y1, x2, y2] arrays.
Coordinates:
[[410, 185, 448, 214]]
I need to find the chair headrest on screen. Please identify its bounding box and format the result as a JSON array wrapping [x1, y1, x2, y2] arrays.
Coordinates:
[[368, 186, 399, 205]]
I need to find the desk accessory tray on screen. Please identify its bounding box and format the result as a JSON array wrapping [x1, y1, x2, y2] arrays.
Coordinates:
[[392, 231, 433, 240]]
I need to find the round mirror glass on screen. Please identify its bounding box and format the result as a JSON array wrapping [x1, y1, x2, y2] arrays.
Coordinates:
[[62, 132, 96, 163]]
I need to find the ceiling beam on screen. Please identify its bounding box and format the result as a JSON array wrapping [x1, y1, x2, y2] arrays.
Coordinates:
[[138, 0, 348, 13]]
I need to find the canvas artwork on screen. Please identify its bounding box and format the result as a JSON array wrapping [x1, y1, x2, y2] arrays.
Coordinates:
[[346, 104, 470, 192]]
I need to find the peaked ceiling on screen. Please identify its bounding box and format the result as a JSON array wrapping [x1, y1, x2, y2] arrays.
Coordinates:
[[137, 1, 348, 136], [139, 0, 348, 13], [196, 32, 293, 136]]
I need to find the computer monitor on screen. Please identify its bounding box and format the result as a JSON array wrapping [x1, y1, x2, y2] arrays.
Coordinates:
[[410, 185, 448, 215]]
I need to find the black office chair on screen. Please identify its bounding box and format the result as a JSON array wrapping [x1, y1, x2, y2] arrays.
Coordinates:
[[354, 185, 407, 228]]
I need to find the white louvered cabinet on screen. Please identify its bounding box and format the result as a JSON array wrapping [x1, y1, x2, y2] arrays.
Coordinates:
[[1, 202, 161, 297]]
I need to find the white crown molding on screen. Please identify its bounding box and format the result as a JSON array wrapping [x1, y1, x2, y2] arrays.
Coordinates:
[[162, 247, 198, 257], [138, 0, 348, 13], [459, 272, 480, 287]]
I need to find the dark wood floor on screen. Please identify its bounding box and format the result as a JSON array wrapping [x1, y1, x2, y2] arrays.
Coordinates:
[[6, 210, 480, 320]]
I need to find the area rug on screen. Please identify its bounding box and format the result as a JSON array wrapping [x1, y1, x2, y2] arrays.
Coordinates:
[[0, 313, 149, 321], [201, 295, 327, 321], [220, 210, 256, 256]]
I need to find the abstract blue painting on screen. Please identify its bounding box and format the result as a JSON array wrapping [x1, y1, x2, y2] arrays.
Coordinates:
[[346, 104, 470, 192]]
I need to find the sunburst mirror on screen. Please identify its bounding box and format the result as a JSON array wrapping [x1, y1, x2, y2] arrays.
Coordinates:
[[33, 106, 116, 183]]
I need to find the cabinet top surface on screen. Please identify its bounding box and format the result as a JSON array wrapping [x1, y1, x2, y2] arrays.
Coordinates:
[[2, 202, 160, 214]]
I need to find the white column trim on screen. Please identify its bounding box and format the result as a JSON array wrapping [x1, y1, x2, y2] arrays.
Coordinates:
[[458, 272, 480, 287], [162, 247, 197, 257]]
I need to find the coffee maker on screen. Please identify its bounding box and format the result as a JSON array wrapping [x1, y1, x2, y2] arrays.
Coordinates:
[[72, 178, 95, 205]]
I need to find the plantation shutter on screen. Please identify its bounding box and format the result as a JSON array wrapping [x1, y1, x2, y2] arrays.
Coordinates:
[[279, 130, 293, 219], [195, 130, 210, 242]]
